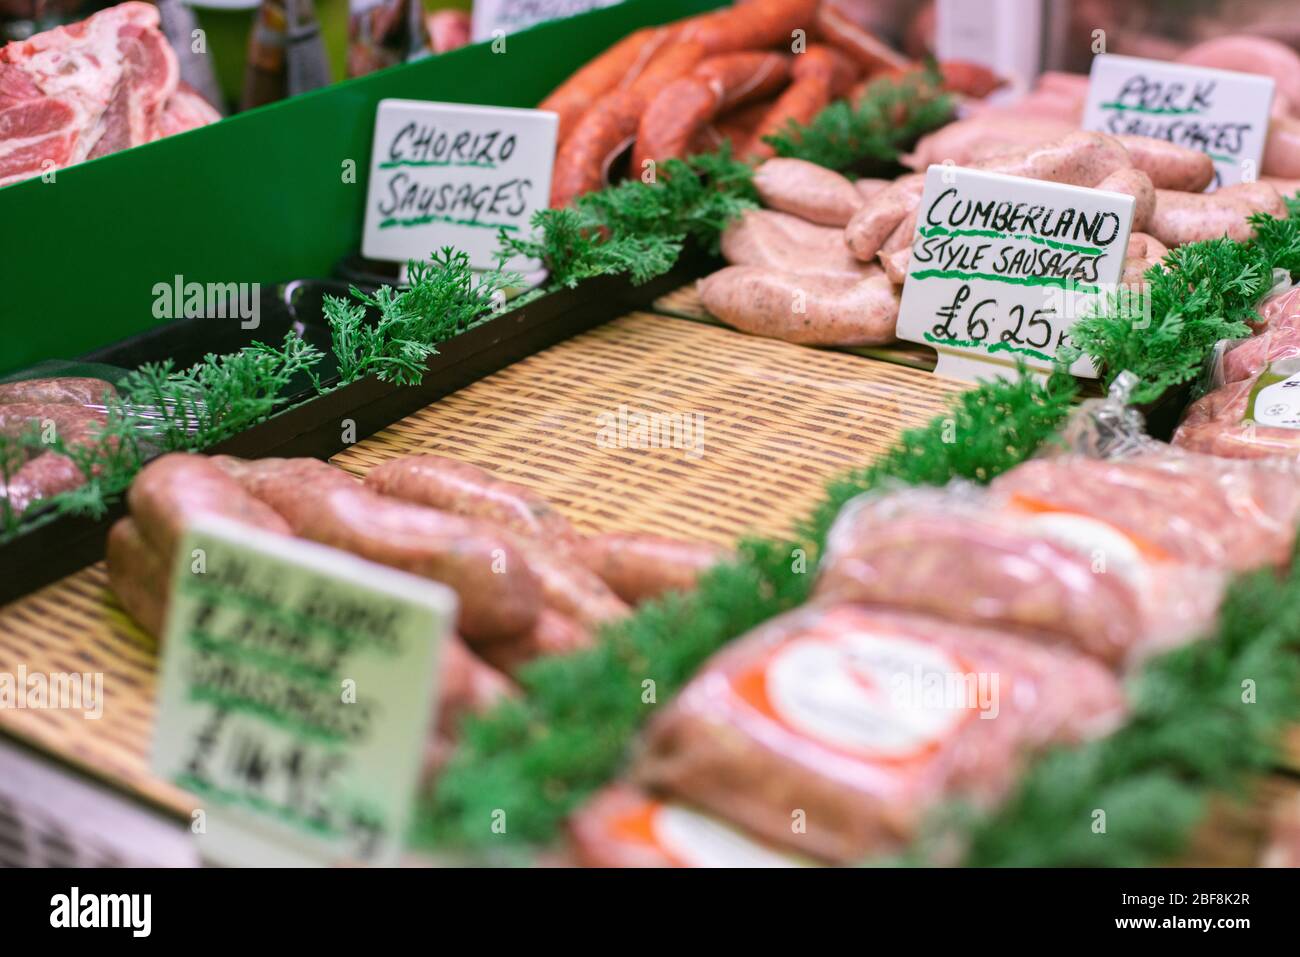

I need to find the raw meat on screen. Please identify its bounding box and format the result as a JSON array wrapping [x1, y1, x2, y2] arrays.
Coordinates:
[[633, 605, 1125, 863], [570, 785, 813, 868], [0, 3, 218, 188]]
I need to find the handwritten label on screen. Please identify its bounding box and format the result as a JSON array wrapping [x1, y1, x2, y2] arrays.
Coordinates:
[[362, 99, 556, 271], [896, 165, 1134, 382], [1082, 54, 1274, 189], [151, 516, 454, 867], [470, 0, 623, 41]]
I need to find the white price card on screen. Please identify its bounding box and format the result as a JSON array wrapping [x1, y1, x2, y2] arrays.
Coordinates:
[[151, 516, 455, 868], [362, 99, 556, 271], [896, 165, 1135, 383], [1081, 54, 1274, 189], [471, 0, 623, 42]]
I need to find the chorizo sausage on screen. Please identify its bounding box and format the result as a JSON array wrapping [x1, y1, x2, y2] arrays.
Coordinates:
[[682, 0, 821, 56], [106, 517, 170, 639], [213, 456, 543, 644], [539, 26, 678, 145], [752, 157, 864, 226], [699, 266, 900, 346], [575, 532, 729, 605], [634, 52, 790, 170], [741, 45, 856, 160], [814, 0, 911, 72], [363, 453, 578, 545]]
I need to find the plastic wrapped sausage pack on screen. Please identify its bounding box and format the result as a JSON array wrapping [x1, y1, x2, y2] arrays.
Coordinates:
[[632, 604, 1125, 864]]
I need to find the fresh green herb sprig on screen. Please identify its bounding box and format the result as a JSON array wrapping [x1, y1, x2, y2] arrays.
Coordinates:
[[499, 146, 758, 291], [1066, 197, 1300, 404], [325, 247, 521, 387], [764, 68, 954, 173]]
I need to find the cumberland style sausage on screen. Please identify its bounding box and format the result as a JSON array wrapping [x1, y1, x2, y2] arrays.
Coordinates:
[[106, 517, 170, 638], [0, 377, 117, 406], [699, 266, 900, 346], [844, 173, 924, 261], [575, 532, 729, 605], [363, 453, 579, 544], [970, 130, 1131, 187], [127, 453, 292, 559], [1096, 168, 1155, 231], [901, 116, 1075, 171], [1147, 182, 1286, 248], [1112, 135, 1214, 192], [752, 157, 864, 226], [215, 456, 543, 644], [721, 209, 881, 279]]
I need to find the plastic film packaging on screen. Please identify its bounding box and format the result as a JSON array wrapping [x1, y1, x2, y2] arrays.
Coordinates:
[[632, 604, 1125, 864]]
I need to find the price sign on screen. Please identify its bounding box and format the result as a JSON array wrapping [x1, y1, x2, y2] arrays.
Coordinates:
[[151, 516, 454, 867], [362, 99, 556, 271], [896, 165, 1135, 383], [470, 0, 623, 42], [1082, 54, 1274, 189]]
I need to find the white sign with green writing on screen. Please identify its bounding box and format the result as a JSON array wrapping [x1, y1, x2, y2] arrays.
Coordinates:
[[1082, 54, 1274, 189], [362, 99, 556, 271], [151, 516, 454, 867], [896, 165, 1135, 383]]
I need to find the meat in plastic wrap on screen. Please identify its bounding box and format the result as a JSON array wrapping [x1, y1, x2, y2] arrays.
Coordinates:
[[570, 785, 814, 868], [813, 481, 1225, 667], [1174, 366, 1300, 461], [633, 604, 1125, 863]]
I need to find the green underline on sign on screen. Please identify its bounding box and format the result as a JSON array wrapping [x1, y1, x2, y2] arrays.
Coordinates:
[[378, 215, 520, 231], [917, 224, 1104, 256], [910, 269, 1098, 293], [174, 774, 342, 838], [378, 160, 498, 169], [186, 682, 346, 743], [189, 629, 335, 686], [924, 332, 1055, 362], [1098, 101, 1202, 116], [1206, 152, 1236, 164]]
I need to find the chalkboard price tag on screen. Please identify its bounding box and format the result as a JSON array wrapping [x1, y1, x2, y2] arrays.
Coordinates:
[[151, 516, 455, 867], [1081, 54, 1274, 189], [362, 99, 557, 272], [896, 165, 1135, 383]]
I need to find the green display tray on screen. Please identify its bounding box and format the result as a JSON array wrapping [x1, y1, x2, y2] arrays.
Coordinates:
[[0, 0, 724, 379]]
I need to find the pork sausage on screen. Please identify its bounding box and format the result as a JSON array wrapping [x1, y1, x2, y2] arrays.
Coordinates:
[[752, 157, 864, 226], [575, 532, 729, 605], [477, 609, 594, 676], [106, 517, 171, 639], [1096, 167, 1156, 232], [1113, 134, 1214, 192]]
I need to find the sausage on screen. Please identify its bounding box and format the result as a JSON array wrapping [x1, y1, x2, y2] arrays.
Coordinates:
[[1147, 182, 1285, 248], [106, 517, 171, 639], [634, 52, 790, 169], [854, 177, 890, 200], [0, 451, 84, 515], [814, 0, 911, 73], [363, 454, 579, 545], [901, 116, 1075, 171], [129, 453, 293, 559], [698, 266, 900, 346], [0, 377, 117, 406], [741, 45, 853, 160], [1096, 167, 1156, 232], [752, 157, 864, 226], [1177, 36, 1300, 113], [721, 208, 880, 279], [1112, 135, 1214, 192], [1127, 232, 1169, 262], [435, 634, 517, 736], [476, 609, 593, 676], [574, 532, 729, 605], [213, 456, 543, 645], [681, 0, 821, 56], [505, 532, 630, 629], [844, 173, 924, 260], [539, 26, 679, 145], [1263, 176, 1300, 198], [970, 131, 1131, 187], [880, 244, 912, 285], [551, 41, 709, 206], [1264, 115, 1300, 179]]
